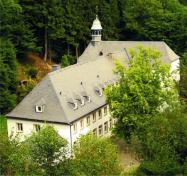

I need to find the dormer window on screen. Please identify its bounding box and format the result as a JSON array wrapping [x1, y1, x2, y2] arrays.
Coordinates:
[[67, 98, 78, 110], [68, 102, 78, 110], [81, 91, 91, 103], [83, 95, 91, 102], [35, 106, 43, 113], [94, 87, 102, 96], [75, 98, 85, 106], [35, 98, 45, 113], [74, 94, 85, 106]]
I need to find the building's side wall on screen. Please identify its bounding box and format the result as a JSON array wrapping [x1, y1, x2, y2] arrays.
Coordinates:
[[7, 105, 114, 144], [170, 59, 180, 81], [7, 119, 71, 143], [71, 105, 114, 143]]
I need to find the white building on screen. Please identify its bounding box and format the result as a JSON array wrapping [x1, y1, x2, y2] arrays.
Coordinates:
[[6, 16, 180, 145]]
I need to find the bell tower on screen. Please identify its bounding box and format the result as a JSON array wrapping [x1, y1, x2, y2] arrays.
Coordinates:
[[91, 15, 102, 45]]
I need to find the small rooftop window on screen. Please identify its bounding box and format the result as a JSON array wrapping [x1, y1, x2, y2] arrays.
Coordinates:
[[94, 87, 103, 97], [83, 95, 91, 102], [67, 98, 78, 110], [76, 98, 85, 106], [35, 106, 43, 113], [81, 91, 91, 103], [74, 94, 85, 106]]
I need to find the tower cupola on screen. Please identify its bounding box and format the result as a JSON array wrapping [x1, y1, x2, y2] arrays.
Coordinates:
[[91, 15, 102, 44]]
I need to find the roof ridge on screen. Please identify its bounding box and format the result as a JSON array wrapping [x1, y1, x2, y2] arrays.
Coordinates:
[[49, 56, 107, 76]]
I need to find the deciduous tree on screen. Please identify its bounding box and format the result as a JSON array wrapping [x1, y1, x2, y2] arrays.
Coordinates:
[[106, 46, 178, 139]]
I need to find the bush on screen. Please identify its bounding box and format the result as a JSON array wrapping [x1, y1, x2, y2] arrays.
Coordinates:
[[61, 54, 75, 68], [0, 133, 41, 176], [0, 116, 7, 134], [133, 110, 187, 175], [27, 125, 68, 176], [26, 66, 38, 78], [71, 133, 123, 176]]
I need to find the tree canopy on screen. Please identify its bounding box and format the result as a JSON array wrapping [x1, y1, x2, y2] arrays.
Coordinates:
[[106, 46, 178, 139]]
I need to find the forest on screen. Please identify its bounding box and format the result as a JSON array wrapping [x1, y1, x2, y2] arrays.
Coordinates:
[[0, 0, 187, 114], [0, 0, 187, 175]]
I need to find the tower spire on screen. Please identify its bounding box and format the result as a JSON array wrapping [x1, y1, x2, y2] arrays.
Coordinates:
[[91, 15, 102, 45]]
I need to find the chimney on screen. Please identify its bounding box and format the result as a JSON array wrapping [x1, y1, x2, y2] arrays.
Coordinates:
[[52, 64, 60, 72]]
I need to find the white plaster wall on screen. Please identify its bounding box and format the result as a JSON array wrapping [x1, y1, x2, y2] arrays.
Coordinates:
[[170, 59, 180, 81], [7, 119, 71, 143], [7, 105, 114, 144], [71, 105, 113, 143]]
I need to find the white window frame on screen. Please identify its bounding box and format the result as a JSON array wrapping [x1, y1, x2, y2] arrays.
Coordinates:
[[104, 121, 108, 133], [80, 119, 84, 129], [17, 123, 23, 132], [98, 109, 102, 119], [93, 112, 96, 123], [98, 125, 103, 136], [104, 106, 107, 116], [33, 124, 41, 132], [35, 106, 43, 113], [86, 116, 90, 126]]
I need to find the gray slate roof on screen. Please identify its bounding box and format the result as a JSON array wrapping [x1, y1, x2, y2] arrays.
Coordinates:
[[7, 41, 179, 124]]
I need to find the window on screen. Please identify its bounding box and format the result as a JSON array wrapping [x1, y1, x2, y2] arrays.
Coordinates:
[[98, 125, 103, 135], [94, 87, 102, 97], [17, 123, 23, 132], [76, 98, 85, 106], [86, 116, 90, 126], [93, 112, 96, 123], [33, 124, 40, 132], [104, 121, 108, 133], [104, 106, 107, 116], [109, 119, 113, 130], [73, 123, 77, 133], [93, 128, 97, 136], [83, 95, 91, 103], [98, 109, 102, 119], [67, 98, 78, 110], [35, 106, 43, 113], [80, 119, 84, 129]]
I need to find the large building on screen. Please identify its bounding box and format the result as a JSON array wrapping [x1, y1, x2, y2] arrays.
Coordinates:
[[6, 16, 179, 145]]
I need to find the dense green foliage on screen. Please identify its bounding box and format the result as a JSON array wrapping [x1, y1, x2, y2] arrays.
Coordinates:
[[0, 116, 7, 134], [0, 132, 40, 175], [106, 47, 178, 139], [135, 110, 187, 175], [0, 38, 17, 114], [26, 125, 68, 176], [180, 51, 187, 97], [0, 126, 122, 175], [123, 0, 187, 54], [0, 0, 187, 115], [0, 0, 37, 57], [72, 133, 122, 175], [106, 47, 187, 175]]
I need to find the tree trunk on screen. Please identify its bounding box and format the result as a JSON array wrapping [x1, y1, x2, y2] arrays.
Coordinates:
[[67, 43, 70, 55], [44, 27, 48, 62], [76, 45, 78, 63], [48, 39, 52, 62]]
